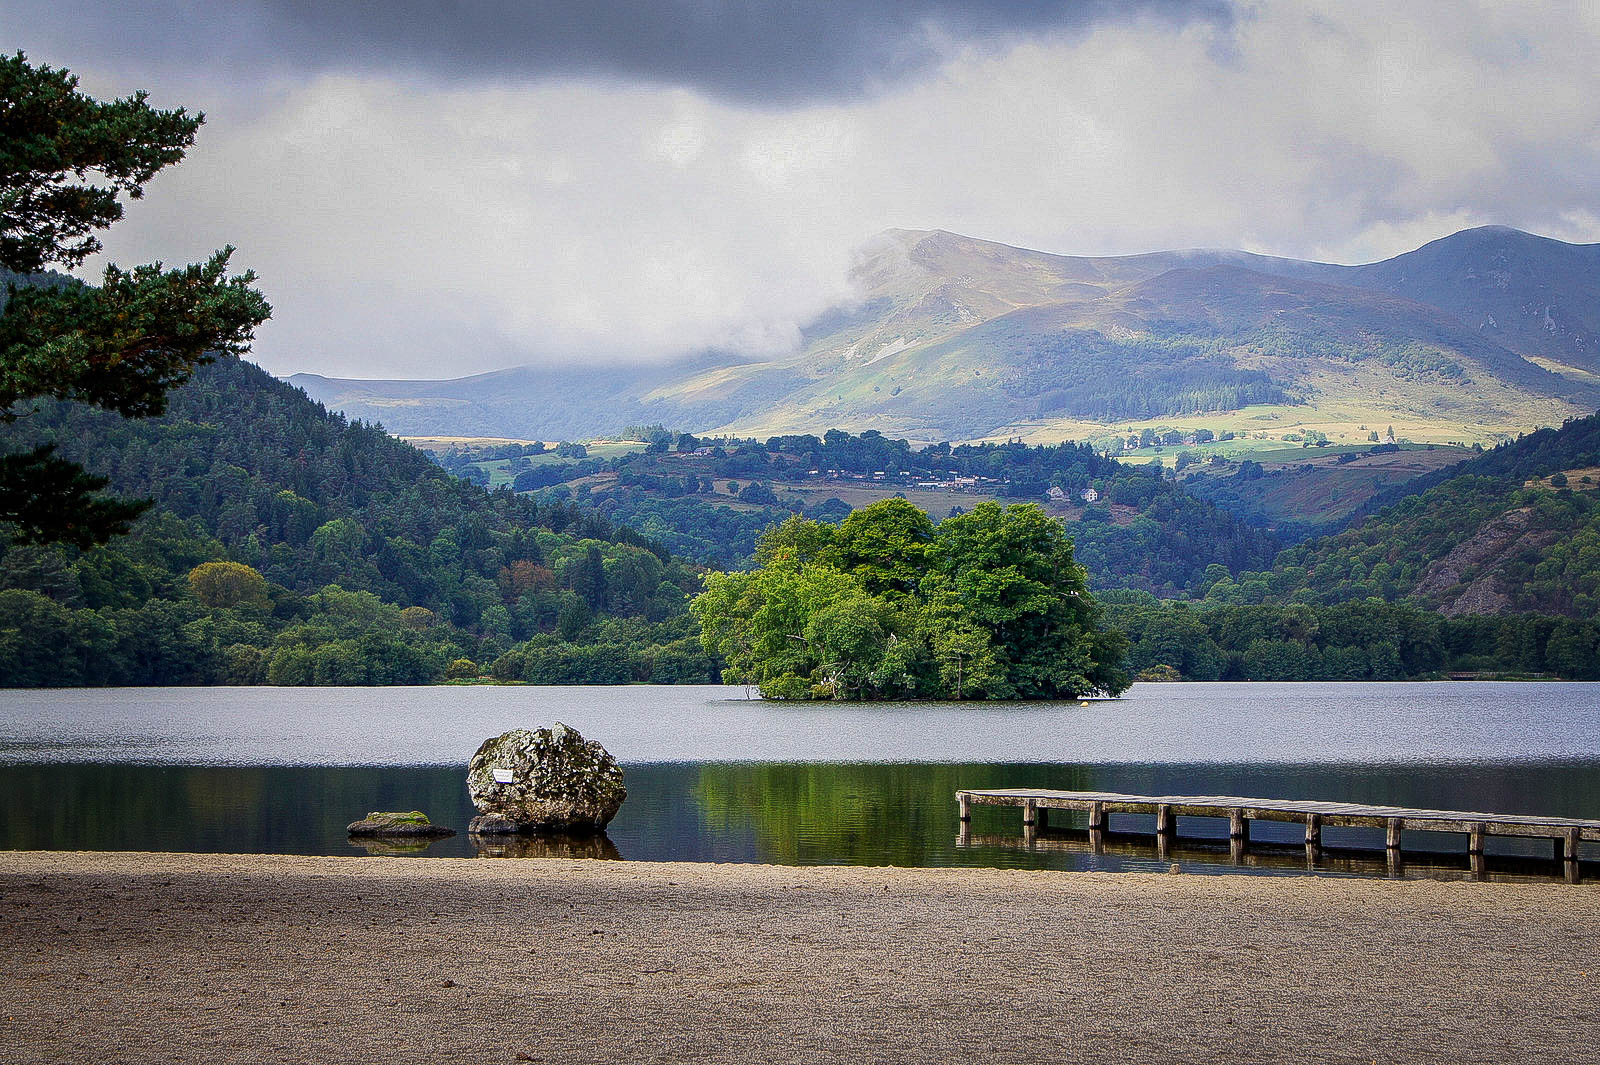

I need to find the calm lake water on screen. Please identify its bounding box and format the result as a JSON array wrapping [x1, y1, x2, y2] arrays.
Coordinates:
[[1, 682, 1597, 880]]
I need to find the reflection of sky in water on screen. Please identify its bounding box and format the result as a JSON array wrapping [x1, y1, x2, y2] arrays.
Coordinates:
[[0, 681, 1598, 767], [1, 683, 1596, 882]]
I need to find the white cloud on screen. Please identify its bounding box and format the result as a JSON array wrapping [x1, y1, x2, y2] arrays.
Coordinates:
[[77, 1, 1600, 379]]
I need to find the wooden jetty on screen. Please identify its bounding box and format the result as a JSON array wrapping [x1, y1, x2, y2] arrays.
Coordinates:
[[955, 788, 1598, 870]]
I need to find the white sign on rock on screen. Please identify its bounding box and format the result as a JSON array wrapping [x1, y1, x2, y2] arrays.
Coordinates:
[[492, 767, 516, 784]]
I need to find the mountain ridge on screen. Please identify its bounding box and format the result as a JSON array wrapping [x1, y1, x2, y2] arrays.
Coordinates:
[[292, 225, 1600, 443]]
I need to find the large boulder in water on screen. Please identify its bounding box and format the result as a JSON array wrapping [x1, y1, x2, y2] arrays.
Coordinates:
[[466, 724, 626, 835]]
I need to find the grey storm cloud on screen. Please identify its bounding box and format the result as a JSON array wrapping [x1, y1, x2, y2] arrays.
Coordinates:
[[7, 0, 1229, 103]]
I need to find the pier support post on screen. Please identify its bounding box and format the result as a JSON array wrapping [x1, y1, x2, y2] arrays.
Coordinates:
[[1089, 828, 1105, 856], [1564, 828, 1582, 862], [1387, 848, 1404, 879], [1386, 818, 1403, 851], [1468, 823, 1485, 855], [1304, 813, 1322, 849], [958, 793, 971, 823], [1470, 852, 1487, 881], [1089, 802, 1105, 832], [1229, 809, 1248, 842], [1022, 798, 1037, 827], [1156, 804, 1174, 836]]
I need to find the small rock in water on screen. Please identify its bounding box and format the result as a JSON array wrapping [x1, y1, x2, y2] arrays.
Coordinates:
[[466, 723, 626, 836], [346, 811, 456, 838]]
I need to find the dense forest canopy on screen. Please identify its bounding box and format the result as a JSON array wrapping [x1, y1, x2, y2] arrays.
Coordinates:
[[1003, 329, 1294, 421], [2, 365, 1595, 687], [1108, 594, 1600, 682], [0, 359, 716, 686], [691, 499, 1130, 700]]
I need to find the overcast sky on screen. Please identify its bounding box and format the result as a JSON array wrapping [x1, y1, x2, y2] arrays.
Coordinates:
[[7, 1, 1599, 379]]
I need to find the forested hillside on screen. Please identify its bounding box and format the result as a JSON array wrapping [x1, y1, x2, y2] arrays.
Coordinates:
[[6, 357, 1593, 689], [1203, 412, 1600, 617], [1100, 413, 1600, 682], [1178, 446, 1419, 543], [1108, 596, 1600, 682], [0, 358, 716, 686], [436, 428, 1283, 594]]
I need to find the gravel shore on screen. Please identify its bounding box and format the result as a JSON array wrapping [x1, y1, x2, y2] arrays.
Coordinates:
[[3, 851, 1596, 1064]]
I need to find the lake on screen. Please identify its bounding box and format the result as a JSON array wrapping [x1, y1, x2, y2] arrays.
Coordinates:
[[1, 682, 1597, 880]]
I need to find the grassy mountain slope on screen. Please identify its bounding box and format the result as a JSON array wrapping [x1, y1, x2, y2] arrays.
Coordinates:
[[290, 352, 769, 442], [737, 261, 1582, 441], [295, 226, 1600, 446]]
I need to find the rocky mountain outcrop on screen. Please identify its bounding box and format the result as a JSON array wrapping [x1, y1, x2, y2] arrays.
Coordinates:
[[1411, 506, 1563, 616]]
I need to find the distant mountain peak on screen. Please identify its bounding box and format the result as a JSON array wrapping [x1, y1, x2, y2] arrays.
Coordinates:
[[297, 223, 1600, 442], [1402, 224, 1595, 258]]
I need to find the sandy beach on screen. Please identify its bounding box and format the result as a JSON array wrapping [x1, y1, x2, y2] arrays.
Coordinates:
[[2, 851, 1597, 1064]]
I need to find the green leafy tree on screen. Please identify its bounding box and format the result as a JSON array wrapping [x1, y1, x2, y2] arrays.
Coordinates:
[[186, 560, 269, 610], [803, 586, 893, 697], [753, 512, 836, 567], [692, 499, 1129, 701], [829, 496, 934, 598], [925, 502, 1128, 698], [0, 53, 270, 546]]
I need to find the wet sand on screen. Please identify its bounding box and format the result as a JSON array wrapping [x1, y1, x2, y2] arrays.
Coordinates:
[[3, 850, 1597, 1064]]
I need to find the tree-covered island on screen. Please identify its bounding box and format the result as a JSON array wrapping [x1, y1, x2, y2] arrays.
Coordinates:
[[691, 498, 1130, 700]]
